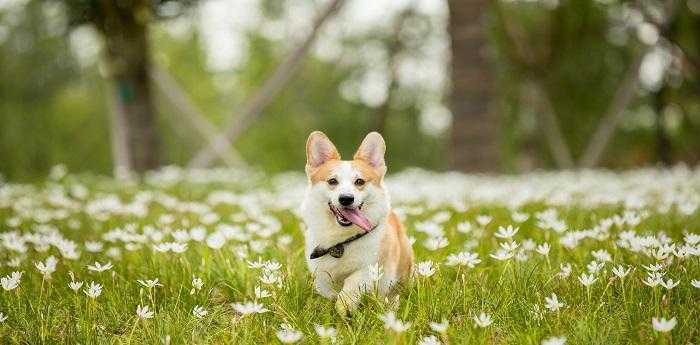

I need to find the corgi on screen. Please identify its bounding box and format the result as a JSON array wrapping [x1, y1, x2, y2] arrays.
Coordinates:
[[301, 131, 414, 315]]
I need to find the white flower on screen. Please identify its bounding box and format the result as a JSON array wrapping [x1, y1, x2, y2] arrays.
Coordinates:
[[84, 241, 104, 253], [522, 239, 537, 251], [429, 319, 449, 333], [206, 232, 226, 249], [475, 215, 492, 226], [277, 323, 303, 343], [691, 279, 700, 288], [558, 263, 572, 279], [423, 236, 449, 251], [86, 261, 113, 273], [591, 249, 611, 262], [136, 305, 154, 320], [652, 247, 671, 261], [247, 257, 266, 269], [578, 273, 597, 287], [170, 242, 188, 253], [542, 336, 567, 345], [456, 221, 472, 234], [1, 271, 23, 291], [544, 293, 565, 312], [643, 274, 662, 287], [192, 305, 208, 318], [642, 263, 664, 272], [473, 312, 493, 328], [489, 250, 514, 261], [684, 233, 700, 245], [277, 234, 293, 247], [232, 245, 249, 259], [314, 325, 337, 342], [68, 281, 84, 292], [106, 247, 121, 259], [512, 212, 529, 223], [445, 251, 481, 268], [586, 261, 605, 274], [259, 271, 282, 286], [232, 301, 269, 315], [379, 311, 411, 333], [0, 312, 7, 323], [190, 276, 204, 294], [34, 256, 58, 277], [612, 265, 631, 278], [418, 335, 442, 345], [499, 241, 520, 252], [535, 243, 551, 256], [190, 227, 207, 242], [172, 230, 190, 242], [660, 278, 679, 290], [651, 317, 677, 332], [495, 225, 519, 239], [137, 278, 163, 289], [263, 260, 282, 272], [255, 286, 272, 299], [416, 261, 436, 277], [6, 257, 22, 268], [153, 243, 172, 252], [515, 250, 530, 262], [83, 281, 102, 299]]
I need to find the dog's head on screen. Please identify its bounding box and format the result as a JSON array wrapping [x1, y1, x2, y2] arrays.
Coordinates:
[[304, 131, 390, 232]]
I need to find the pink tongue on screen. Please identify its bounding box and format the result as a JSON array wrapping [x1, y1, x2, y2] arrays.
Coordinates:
[[338, 208, 373, 232]]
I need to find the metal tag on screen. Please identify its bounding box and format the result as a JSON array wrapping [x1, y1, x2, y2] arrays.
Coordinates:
[[329, 244, 344, 258]]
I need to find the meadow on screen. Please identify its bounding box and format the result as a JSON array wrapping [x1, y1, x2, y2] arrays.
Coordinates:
[[0, 165, 698, 344]]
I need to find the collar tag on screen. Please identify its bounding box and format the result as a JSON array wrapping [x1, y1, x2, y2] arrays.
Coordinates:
[[328, 244, 344, 258]]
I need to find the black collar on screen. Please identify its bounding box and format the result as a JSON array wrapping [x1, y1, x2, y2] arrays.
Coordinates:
[[309, 231, 370, 260]]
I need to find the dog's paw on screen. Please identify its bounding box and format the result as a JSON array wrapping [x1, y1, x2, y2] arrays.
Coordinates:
[[335, 298, 351, 317]]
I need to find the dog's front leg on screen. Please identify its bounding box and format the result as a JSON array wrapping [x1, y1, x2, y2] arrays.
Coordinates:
[[335, 269, 371, 316], [314, 273, 338, 299]]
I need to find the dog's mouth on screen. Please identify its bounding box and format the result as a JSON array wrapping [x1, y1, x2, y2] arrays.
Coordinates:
[[328, 202, 373, 232]]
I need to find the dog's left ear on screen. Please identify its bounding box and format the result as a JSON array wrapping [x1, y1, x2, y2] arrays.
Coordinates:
[[354, 132, 386, 169]]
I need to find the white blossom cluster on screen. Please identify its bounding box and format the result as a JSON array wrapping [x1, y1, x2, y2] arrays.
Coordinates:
[[0, 165, 698, 342]]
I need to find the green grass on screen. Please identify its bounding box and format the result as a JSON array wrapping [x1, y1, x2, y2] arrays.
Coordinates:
[[0, 168, 698, 344]]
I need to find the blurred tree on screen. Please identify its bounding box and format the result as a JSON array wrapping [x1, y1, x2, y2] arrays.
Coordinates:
[[447, 0, 500, 172], [0, 1, 113, 180], [60, 0, 197, 176], [187, 0, 344, 169], [3, 0, 699, 180]]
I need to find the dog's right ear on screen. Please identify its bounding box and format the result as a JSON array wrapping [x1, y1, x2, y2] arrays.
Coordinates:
[[306, 131, 340, 170]]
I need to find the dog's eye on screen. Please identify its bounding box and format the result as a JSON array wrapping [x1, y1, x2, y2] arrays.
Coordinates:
[[327, 178, 338, 186], [354, 178, 365, 186]]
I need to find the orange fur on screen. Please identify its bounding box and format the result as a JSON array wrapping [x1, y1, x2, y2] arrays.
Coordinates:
[[350, 160, 383, 186], [308, 160, 342, 184], [379, 211, 414, 281]]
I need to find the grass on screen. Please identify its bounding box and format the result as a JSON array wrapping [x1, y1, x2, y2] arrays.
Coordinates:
[[0, 167, 698, 344]]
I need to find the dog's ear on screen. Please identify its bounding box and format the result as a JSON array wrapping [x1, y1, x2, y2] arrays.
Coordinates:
[[354, 132, 385, 168], [306, 131, 340, 169]]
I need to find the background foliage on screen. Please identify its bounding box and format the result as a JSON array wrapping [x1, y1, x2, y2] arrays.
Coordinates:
[[0, 0, 699, 180]]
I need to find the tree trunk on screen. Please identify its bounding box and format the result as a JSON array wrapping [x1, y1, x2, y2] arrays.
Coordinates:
[[447, 0, 499, 172], [653, 86, 672, 165], [97, 1, 160, 175]]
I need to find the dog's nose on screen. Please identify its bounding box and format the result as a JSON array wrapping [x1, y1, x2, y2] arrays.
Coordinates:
[[338, 194, 354, 206]]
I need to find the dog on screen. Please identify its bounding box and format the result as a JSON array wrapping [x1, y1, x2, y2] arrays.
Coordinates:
[[301, 131, 414, 315]]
